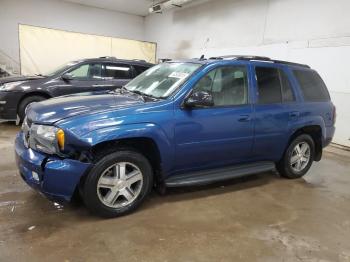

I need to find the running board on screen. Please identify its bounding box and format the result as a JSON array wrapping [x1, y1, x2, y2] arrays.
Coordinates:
[[165, 161, 275, 187]]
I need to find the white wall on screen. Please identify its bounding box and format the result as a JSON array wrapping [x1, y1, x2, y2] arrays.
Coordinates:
[[0, 0, 145, 63], [0, 0, 349, 146], [145, 0, 350, 147]]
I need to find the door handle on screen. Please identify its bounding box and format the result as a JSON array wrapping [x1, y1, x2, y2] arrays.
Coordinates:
[[289, 111, 300, 118], [238, 115, 251, 122]]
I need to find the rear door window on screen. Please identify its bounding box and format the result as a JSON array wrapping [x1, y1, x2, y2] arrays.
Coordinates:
[[256, 67, 282, 104], [103, 64, 132, 79], [293, 70, 330, 102], [255, 67, 296, 104], [280, 70, 295, 102]]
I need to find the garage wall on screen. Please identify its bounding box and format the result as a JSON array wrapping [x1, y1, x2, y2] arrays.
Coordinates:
[[19, 25, 156, 75], [145, 0, 350, 147], [0, 0, 145, 65]]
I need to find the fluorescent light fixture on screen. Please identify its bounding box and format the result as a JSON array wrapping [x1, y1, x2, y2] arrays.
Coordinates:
[[106, 66, 130, 71]]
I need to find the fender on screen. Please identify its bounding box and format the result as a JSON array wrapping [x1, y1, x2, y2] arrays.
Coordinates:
[[287, 115, 326, 141], [80, 122, 174, 174]]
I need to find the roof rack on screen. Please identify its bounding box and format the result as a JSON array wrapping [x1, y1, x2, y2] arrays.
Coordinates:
[[208, 55, 310, 68]]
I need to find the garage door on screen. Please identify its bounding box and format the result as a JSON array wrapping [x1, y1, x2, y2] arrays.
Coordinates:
[[18, 24, 156, 75]]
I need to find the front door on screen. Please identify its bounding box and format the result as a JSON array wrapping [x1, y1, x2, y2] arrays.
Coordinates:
[[55, 63, 103, 96], [174, 65, 254, 172]]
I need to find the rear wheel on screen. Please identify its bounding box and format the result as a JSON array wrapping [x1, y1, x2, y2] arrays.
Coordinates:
[[277, 134, 315, 179], [18, 95, 46, 122], [83, 150, 153, 218]]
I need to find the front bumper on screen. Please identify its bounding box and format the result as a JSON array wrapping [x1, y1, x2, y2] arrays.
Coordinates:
[[0, 91, 22, 120], [15, 132, 92, 202]]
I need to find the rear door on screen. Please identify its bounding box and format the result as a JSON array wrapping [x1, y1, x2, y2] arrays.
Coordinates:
[[252, 64, 298, 160], [95, 63, 133, 91]]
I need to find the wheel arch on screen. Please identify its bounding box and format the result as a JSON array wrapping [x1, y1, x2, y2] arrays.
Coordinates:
[[288, 125, 323, 161], [17, 91, 52, 112], [79, 122, 173, 171], [91, 137, 162, 177], [75, 136, 163, 200], [72, 122, 174, 199]]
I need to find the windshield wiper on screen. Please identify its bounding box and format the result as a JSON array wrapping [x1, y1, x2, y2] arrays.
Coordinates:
[[113, 86, 129, 94], [115, 87, 164, 100], [129, 89, 164, 100]]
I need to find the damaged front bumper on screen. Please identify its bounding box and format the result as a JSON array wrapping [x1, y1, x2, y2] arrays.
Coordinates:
[[15, 132, 92, 202]]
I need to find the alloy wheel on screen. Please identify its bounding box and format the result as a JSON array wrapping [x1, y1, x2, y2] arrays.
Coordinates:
[[290, 142, 311, 172], [97, 162, 143, 208]]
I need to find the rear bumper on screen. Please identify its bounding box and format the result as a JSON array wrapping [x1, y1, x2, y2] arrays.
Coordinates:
[[324, 126, 335, 147], [0, 91, 21, 120], [15, 132, 92, 202]]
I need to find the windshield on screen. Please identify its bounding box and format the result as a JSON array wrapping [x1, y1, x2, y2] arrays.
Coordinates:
[[44, 61, 80, 77], [124, 62, 202, 98]]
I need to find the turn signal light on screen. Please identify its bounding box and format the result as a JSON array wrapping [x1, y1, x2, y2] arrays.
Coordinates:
[[56, 129, 65, 151]]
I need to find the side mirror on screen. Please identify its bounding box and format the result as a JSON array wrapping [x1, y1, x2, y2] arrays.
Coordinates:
[[184, 91, 214, 108], [61, 73, 73, 82]]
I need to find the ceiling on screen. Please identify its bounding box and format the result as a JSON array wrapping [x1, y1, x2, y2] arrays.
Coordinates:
[[63, 0, 154, 16]]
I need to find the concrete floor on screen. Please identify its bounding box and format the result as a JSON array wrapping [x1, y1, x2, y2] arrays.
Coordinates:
[[0, 123, 349, 262]]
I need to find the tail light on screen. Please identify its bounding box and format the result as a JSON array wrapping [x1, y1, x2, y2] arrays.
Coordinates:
[[332, 105, 337, 124]]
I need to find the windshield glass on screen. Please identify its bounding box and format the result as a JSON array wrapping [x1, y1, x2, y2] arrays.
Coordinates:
[[125, 62, 202, 98], [44, 61, 80, 77]]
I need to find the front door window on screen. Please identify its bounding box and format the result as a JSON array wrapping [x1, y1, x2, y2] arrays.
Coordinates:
[[69, 63, 102, 80], [193, 66, 248, 107]]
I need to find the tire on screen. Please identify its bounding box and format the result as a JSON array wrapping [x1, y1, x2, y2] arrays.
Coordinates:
[[18, 95, 46, 122], [83, 150, 153, 218], [277, 134, 315, 179]]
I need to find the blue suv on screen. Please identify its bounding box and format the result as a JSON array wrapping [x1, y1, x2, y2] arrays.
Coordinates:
[[15, 56, 336, 217]]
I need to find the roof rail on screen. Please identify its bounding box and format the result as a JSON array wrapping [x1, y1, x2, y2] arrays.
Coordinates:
[[159, 58, 172, 63], [209, 55, 310, 68], [271, 59, 310, 68], [99, 56, 116, 59], [132, 59, 146, 62], [209, 55, 271, 61]]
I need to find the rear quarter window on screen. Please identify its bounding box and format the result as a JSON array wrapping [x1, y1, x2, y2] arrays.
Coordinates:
[[293, 70, 330, 102]]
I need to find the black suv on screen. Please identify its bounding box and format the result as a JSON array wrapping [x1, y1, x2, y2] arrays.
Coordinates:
[[0, 57, 153, 122]]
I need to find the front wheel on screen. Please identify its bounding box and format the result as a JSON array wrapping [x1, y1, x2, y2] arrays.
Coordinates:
[[277, 134, 315, 179], [83, 150, 153, 218]]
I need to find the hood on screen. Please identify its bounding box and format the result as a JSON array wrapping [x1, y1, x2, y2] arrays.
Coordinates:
[[26, 91, 145, 124], [0, 75, 45, 85]]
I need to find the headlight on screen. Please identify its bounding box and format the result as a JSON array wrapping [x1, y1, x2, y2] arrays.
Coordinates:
[[0, 81, 25, 91], [28, 124, 65, 154]]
